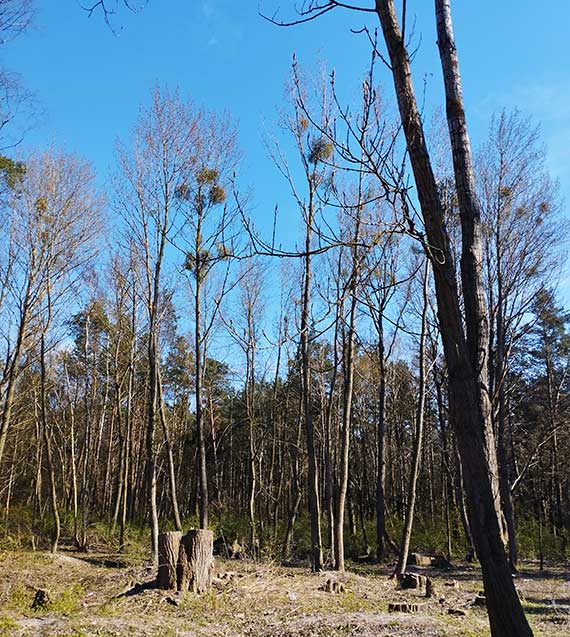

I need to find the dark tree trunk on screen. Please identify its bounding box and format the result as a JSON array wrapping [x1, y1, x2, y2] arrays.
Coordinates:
[[283, 406, 303, 557], [373, 1, 533, 634]]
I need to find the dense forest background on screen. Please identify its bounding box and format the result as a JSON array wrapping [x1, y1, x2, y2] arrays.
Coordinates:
[[0, 0, 568, 585]]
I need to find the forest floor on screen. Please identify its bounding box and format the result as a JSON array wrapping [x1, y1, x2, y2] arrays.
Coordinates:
[[0, 549, 568, 637]]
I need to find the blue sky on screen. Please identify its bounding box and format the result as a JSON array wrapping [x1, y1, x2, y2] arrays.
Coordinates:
[[3, 0, 570, 301]]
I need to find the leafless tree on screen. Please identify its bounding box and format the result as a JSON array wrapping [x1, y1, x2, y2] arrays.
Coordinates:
[[261, 0, 534, 633], [0, 148, 103, 469]]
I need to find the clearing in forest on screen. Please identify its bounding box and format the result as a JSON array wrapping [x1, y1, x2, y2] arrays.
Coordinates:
[[0, 551, 568, 636]]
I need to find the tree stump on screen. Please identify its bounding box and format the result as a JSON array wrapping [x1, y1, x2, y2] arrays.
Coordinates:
[[400, 572, 427, 589], [389, 602, 419, 613], [431, 555, 452, 569], [157, 531, 183, 590], [178, 529, 214, 593], [425, 577, 435, 598], [408, 553, 432, 567]]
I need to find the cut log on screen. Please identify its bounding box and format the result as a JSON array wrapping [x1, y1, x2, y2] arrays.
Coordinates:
[[157, 531, 183, 590], [408, 553, 432, 567], [389, 602, 419, 613], [400, 572, 427, 589], [320, 577, 346, 594], [431, 555, 452, 569], [178, 529, 214, 593]]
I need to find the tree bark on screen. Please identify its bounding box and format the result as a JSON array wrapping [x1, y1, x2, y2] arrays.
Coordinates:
[[157, 531, 183, 590], [178, 529, 214, 593], [146, 333, 160, 566], [373, 1, 533, 634]]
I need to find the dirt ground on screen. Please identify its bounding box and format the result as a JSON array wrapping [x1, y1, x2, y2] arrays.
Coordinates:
[[0, 550, 568, 636]]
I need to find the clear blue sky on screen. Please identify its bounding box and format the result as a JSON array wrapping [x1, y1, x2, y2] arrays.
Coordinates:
[[3, 0, 570, 299]]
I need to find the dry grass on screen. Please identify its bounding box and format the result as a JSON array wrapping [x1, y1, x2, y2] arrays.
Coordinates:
[[0, 550, 568, 636]]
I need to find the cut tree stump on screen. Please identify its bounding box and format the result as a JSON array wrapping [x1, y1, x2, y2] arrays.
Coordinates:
[[400, 572, 427, 589], [178, 529, 214, 593], [389, 602, 419, 613], [157, 531, 183, 590], [431, 555, 452, 569], [320, 578, 346, 594], [408, 553, 432, 567]]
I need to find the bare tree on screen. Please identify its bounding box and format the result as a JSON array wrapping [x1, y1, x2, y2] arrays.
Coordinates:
[[477, 110, 562, 571], [0, 148, 103, 469], [261, 1, 533, 633], [113, 86, 196, 562], [0, 1, 37, 148], [175, 111, 240, 531]]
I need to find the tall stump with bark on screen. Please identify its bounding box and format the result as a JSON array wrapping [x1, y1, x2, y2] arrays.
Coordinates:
[[178, 529, 214, 593], [157, 531, 183, 590]]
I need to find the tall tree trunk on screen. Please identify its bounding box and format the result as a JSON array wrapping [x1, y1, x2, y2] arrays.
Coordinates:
[[283, 402, 303, 557], [394, 263, 429, 577], [0, 280, 32, 466], [147, 334, 160, 566], [119, 290, 136, 551], [375, 320, 387, 561], [435, 372, 454, 560], [334, 215, 361, 572], [324, 290, 341, 564], [496, 295, 518, 571], [64, 358, 80, 547], [301, 189, 323, 572], [373, 1, 532, 634], [246, 340, 257, 551], [195, 221, 209, 530], [157, 367, 183, 531], [40, 333, 60, 554]]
